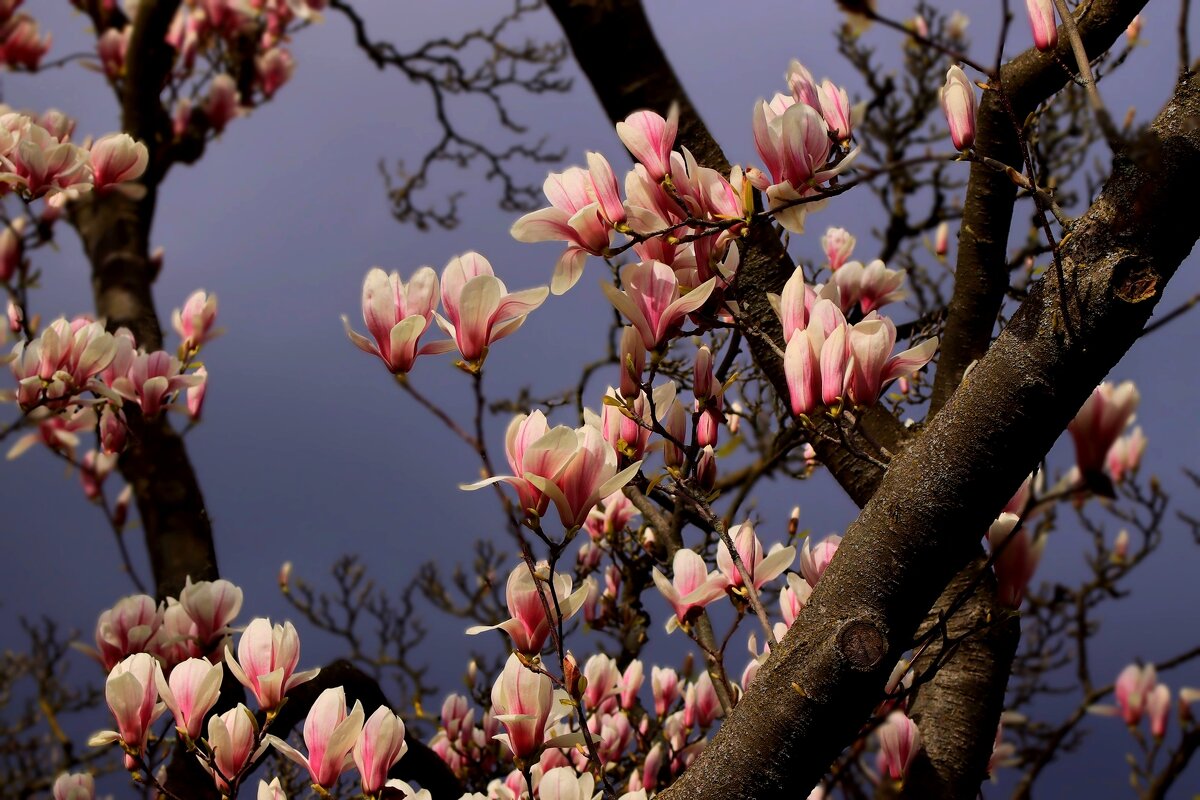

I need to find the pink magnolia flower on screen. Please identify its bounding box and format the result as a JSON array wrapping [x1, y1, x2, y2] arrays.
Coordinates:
[[270, 687, 365, 788], [876, 710, 922, 781], [466, 562, 587, 655], [539, 766, 595, 800], [52, 773, 95, 800], [582, 653, 622, 712], [935, 221, 950, 257], [5, 121, 90, 204], [89, 133, 148, 193], [542, 424, 641, 528], [684, 672, 722, 728], [96, 26, 128, 79], [826, 259, 907, 315], [0, 13, 50, 69], [651, 667, 680, 717], [256, 47, 295, 98], [187, 366, 207, 421], [940, 65, 977, 150], [172, 290, 220, 353], [598, 387, 652, 461], [9, 317, 117, 404], [783, 299, 853, 416], [79, 449, 117, 500], [205, 74, 241, 133], [225, 617, 319, 711], [155, 657, 223, 739], [619, 325, 645, 400], [817, 79, 853, 141], [1115, 663, 1158, 725], [800, 533, 842, 587], [821, 226, 856, 271], [510, 167, 613, 295], [602, 260, 715, 350], [158, 599, 202, 668], [715, 521, 796, 592], [584, 490, 639, 542], [988, 513, 1044, 607], [586, 151, 626, 227], [111, 350, 201, 418], [0, 216, 24, 281], [753, 98, 830, 189], [587, 710, 634, 765], [206, 704, 262, 791], [847, 315, 938, 407], [1026, 0, 1058, 50], [695, 444, 717, 489], [178, 576, 243, 648], [616, 106, 678, 181], [620, 660, 644, 710], [1105, 426, 1146, 483], [435, 251, 548, 366], [98, 406, 127, 455], [93, 594, 163, 671], [344, 266, 449, 374], [1147, 684, 1171, 738], [1068, 380, 1140, 479], [89, 653, 165, 767], [463, 410, 572, 516], [780, 572, 813, 627], [490, 653, 555, 759], [353, 705, 408, 794], [257, 778, 287, 800], [651, 548, 727, 632], [440, 693, 474, 744]]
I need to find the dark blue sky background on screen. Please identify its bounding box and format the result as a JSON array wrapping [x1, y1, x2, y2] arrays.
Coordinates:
[[5, 0, 1200, 795]]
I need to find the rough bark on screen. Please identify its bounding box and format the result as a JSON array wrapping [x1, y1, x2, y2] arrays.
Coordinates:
[[546, 2, 1018, 796], [929, 0, 1149, 415], [659, 73, 1200, 799]]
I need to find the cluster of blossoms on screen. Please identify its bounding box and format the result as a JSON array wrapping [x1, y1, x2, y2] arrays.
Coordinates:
[[0, 0, 50, 70], [1091, 662, 1200, 743], [465, 410, 641, 529], [88, 0, 315, 143], [510, 59, 854, 297], [4, 290, 216, 466], [85, 578, 422, 798], [345, 252, 548, 374], [429, 647, 727, 797], [0, 108, 148, 209], [773, 236, 937, 419], [1066, 380, 1145, 492]]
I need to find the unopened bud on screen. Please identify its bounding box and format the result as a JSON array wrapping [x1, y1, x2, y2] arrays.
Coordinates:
[[619, 326, 645, 400], [113, 484, 133, 528], [1112, 529, 1130, 562], [696, 445, 717, 491]]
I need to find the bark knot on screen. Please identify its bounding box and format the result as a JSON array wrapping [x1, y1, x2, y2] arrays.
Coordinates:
[[837, 619, 888, 672]]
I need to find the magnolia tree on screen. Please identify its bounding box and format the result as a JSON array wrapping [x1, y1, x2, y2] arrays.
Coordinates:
[[3, 0, 1200, 798]]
